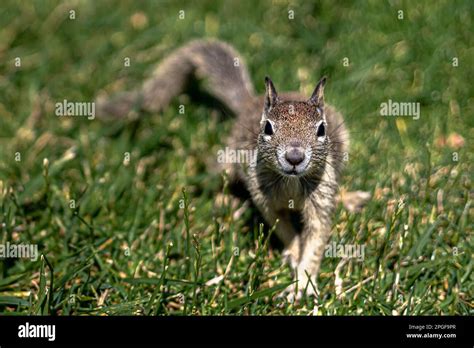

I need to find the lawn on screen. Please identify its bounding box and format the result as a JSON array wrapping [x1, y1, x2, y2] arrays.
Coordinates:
[[0, 0, 472, 315]]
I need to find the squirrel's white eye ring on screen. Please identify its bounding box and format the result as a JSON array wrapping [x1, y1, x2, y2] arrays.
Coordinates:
[[264, 120, 274, 136]]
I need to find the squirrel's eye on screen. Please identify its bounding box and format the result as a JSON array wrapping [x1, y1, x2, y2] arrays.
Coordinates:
[[264, 120, 274, 135], [317, 122, 325, 137]]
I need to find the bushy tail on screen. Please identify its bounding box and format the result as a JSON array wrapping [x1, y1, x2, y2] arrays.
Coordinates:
[[96, 39, 255, 119]]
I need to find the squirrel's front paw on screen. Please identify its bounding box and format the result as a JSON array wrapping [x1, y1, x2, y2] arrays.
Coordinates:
[[277, 276, 319, 304]]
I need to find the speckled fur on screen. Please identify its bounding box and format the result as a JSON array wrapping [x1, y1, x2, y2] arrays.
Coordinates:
[[96, 39, 366, 299]]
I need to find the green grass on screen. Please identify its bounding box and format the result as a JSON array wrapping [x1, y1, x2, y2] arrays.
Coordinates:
[[0, 0, 472, 315]]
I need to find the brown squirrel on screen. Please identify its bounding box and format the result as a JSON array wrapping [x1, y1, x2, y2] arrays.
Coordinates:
[[96, 39, 370, 300]]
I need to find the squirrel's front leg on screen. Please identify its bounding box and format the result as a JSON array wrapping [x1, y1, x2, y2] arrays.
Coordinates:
[[298, 201, 332, 292], [283, 188, 337, 301]]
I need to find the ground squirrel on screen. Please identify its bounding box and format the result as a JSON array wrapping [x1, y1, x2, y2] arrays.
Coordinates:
[[96, 39, 370, 300]]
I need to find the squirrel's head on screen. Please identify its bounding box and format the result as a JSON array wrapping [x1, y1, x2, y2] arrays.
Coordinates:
[[258, 76, 329, 177]]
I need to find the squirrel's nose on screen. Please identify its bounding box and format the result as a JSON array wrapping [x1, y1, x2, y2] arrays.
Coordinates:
[[285, 148, 305, 166]]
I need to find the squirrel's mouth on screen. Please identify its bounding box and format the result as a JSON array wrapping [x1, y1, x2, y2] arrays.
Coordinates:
[[281, 166, 308, 177], [283, 168, 299, 176]]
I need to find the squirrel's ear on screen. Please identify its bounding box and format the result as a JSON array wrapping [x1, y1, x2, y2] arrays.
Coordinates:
[[309, 76, 327, 107], [264, 76, 279, 113]]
